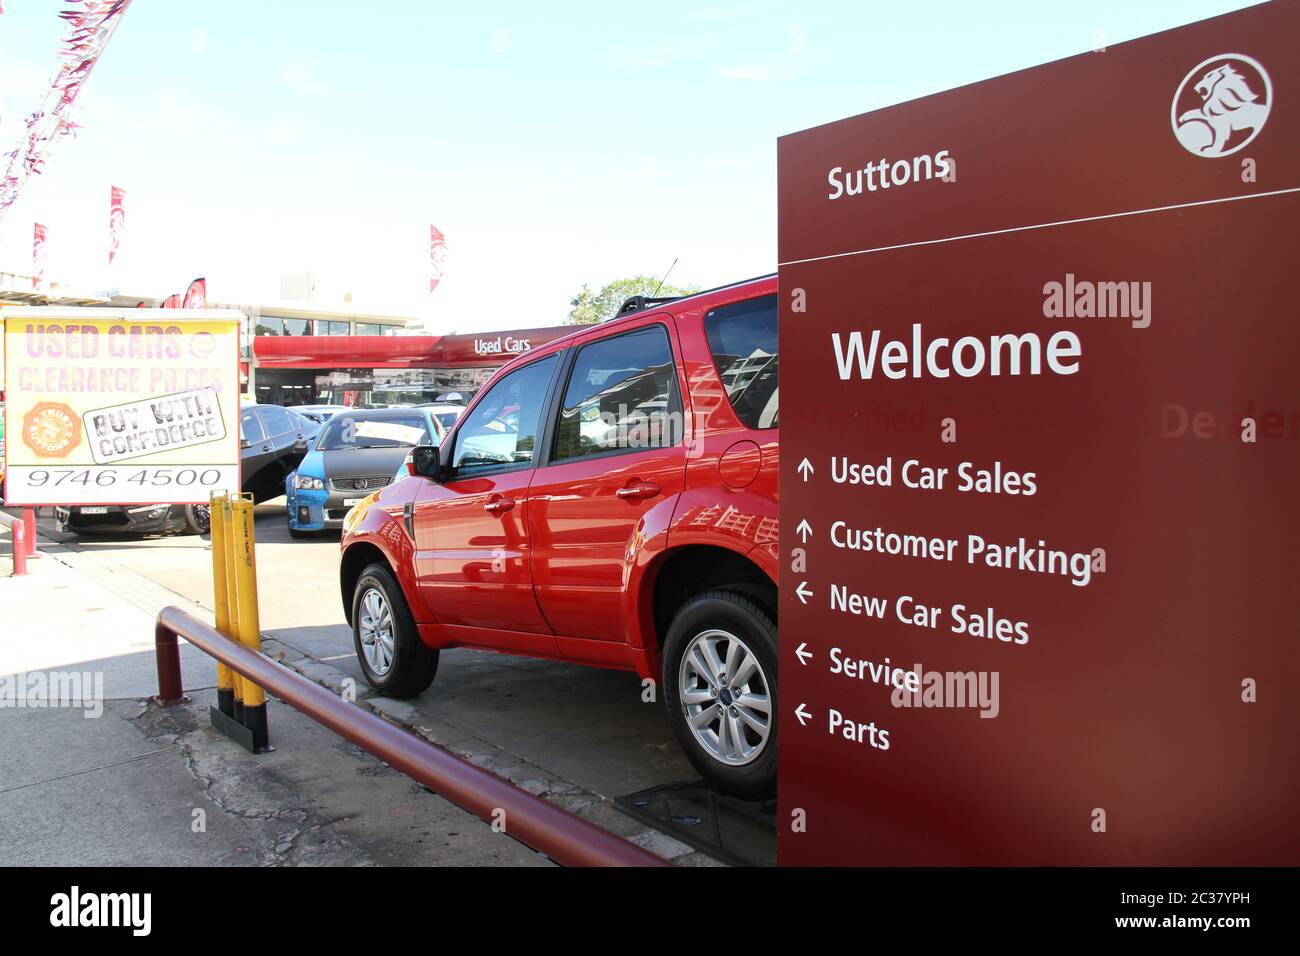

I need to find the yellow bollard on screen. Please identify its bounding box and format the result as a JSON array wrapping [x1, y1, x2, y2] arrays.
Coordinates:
[[209, 492, 236, 718], [221, 495, 245, 725], [231, 494, 270, 751]]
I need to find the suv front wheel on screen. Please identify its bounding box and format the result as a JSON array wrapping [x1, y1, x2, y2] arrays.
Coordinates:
[[663, 590, 777, 799], [351, 562, 439, 698]]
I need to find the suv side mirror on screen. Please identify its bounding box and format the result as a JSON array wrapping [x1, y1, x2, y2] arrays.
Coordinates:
[[409, 444, 441, 480]]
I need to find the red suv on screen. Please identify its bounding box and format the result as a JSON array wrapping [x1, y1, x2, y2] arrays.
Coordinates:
[[338, 275, 779, 796]]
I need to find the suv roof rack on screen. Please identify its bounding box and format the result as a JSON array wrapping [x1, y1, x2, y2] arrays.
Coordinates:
[[609, 295, 681, 320], [607, 273, 777, 321]]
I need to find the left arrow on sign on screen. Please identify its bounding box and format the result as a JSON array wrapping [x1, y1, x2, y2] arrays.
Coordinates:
[[795, 581, 813, 604], [795, 703, 812, 726]]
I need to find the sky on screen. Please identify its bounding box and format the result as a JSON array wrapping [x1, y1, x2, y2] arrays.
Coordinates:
[[0, 0, 1260, 333]]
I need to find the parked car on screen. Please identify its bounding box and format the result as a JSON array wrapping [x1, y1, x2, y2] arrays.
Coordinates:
[[339, 275, 779, 797], [56, 502, 211, 536], [414, 402, 467, 433], [51, 403, 319, 537], [285, 407, 447, 538], [240, 403, 320, 503], [294, 404, 350, 425]]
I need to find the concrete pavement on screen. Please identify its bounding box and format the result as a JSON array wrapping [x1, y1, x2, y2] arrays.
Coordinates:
[[0, 538, 548, 866], [1, 505, 731, 865]]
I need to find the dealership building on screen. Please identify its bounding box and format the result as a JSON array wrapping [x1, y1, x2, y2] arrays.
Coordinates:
[[244, 310, 569, 408], [0, 272, 572, 406]]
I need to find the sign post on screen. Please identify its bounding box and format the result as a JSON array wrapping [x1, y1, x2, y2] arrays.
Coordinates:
[[777, 2, 1298, 865], [2, 308, 242, 508]]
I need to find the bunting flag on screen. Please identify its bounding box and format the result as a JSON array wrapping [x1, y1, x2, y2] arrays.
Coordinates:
[[0, 2, 132, 221], [160, 294, 181, 309], [182, 277, 207, 309], [108, 184, 125, 263], [32, 222, 47, 289], [429, 224, 447, 293]]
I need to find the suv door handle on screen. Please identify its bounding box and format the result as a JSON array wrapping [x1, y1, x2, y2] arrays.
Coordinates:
[[484, 495, 515, 516], [615, 480, 661, 501]]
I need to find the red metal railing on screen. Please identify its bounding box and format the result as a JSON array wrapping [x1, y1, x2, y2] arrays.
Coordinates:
[[154, 605, 669, 867]]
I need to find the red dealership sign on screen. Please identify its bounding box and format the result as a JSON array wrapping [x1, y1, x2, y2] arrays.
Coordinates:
[[777, 2, 1298, 865], [251, 325, 573, 370]]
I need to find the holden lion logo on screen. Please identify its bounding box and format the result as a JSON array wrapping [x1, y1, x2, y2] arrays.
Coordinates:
[[1172, 54, 1272, 157]]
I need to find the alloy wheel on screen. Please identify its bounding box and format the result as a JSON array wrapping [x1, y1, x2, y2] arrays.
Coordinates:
[[358, 586, 396, 677], [678, 628, 772, 766]]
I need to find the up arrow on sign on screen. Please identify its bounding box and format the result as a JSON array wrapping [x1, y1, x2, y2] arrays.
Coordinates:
[[796, 518, 812, 542], [797, 457, 814, 481], [795, 703, 812, 726]]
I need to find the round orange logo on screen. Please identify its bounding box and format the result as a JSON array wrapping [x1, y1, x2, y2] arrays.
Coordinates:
[[22, 402, 82, 459]]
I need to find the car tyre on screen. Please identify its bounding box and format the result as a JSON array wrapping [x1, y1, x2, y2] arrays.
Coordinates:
[[663, 589, 777, 799], [184, 503, 211, 535], [351, 562, 438, 697]]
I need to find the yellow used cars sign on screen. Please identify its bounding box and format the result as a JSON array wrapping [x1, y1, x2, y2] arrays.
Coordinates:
[[2, 307, 242, 506]]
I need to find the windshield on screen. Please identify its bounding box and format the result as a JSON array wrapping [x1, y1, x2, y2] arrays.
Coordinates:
[[316, 414, 430, 451]]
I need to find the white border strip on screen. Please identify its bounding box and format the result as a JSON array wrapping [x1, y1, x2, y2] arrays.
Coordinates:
[[778, 186, 1300, 267]]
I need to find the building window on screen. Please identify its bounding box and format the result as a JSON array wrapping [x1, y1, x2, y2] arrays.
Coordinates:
[[314, 320, 349, 335], [254, 317, 284, 336], [281, 318, 310, 336], [355, 322, 382, 336]]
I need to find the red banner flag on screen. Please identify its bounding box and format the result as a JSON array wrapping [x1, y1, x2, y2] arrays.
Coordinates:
[[109, 185, 125, 264], [429, 224, 447, 293], [0, 0, 132, 222], [161, 294, 181, 309], [32, 222, 46, 289], [182, 277, 207, 309]]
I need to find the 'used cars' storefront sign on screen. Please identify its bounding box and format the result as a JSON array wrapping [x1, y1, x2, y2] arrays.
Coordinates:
[[777, 2, 1298, 865], [2, 308, 242, 506]]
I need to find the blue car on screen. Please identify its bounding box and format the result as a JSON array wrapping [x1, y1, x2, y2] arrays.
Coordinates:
[[285, 407, 446, 539]]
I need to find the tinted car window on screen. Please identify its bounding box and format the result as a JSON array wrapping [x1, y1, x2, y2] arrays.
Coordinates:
[[240, 408, 265, 444], [452, 354, 558, 472], [258, 405, 293, 437], [704, 294, 778, 429], [317, 414, 430, 450], [553, 325, 681, 461]]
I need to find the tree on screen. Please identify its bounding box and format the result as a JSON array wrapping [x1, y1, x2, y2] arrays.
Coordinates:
[[567, 275, 699, 325]]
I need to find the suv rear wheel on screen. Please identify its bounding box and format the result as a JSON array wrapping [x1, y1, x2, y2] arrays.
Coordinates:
[[351, 562, 439, 698], [663, 590, 777, 799]]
